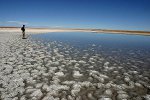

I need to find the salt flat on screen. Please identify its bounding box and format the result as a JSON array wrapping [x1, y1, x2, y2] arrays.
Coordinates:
[[0, 27, 150, 35], [0, 32, 150, 100]]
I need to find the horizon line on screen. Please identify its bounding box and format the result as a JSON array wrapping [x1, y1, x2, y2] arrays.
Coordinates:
[[0, 26, 150, 32]]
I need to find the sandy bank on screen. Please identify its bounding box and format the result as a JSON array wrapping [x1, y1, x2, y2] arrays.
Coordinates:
[[0, 27, 150, 35], [0, 28, 77, 33]]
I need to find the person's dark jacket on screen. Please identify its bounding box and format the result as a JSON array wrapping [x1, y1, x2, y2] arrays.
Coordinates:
[[21, 27, 25, 32]]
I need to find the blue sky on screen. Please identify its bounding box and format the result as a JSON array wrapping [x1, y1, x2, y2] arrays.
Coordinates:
[[0, 0, 150, 31]]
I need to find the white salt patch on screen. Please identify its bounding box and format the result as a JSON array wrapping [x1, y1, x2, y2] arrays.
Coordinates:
[[30, 89, 43, 99], [92, 44, 96, 46], [49, 84, 70, 91], [8, 57, 16, 62], [71, 83, 82, 96], [52, 61, 59, 66], [135, 83, 143, 88], [62, 81, 76, 85], [71, 89, 80, 97], [4, 65, 13, 74], [42, 73, 49, 77], [88, 77, 93, 81], [90, 74, 104, 83], [73, 83, 82, 89], [49, 67, 57, 72], [105, 82, 114, 89], [117, 90, 127, 94], [113, 71, 119, 74], [74, 63, 80, 67], [12, 97, 18, 100], [117, 91, 129, 100], [97, 83, 104, 89], [70, 60, 77, 63], [26, 88, 37, 94], [124, 76, 130, 83], [99, 97, 112, 100], [13, 78, 25, 87], [117, 94, 129, 100], [89, 57, 95, 61], [80, 81, 92, 87], [128, 81, 135, 88], [20, 95, 26, 100], [78, 60, 86, 64], [99, 74, 109, 79], [55, 72, 65, 77], [73, 71, 83, 78], [68, 95, 74, 100], [52, 76, 60, 84], [75, 96, 82, 100], [88, 66, 94, 68], [42, 95, 55, 100], [35, 83, 43, 88], [42, 84, 50, 92], [87, 93, 95, 99], [104, 89, 112, 97], [65, 51, 69, 53], [143, 95, 150, 100], [104, 62, 109, 67], [129, 70, 138, 74], [89, 70, 99, 75]]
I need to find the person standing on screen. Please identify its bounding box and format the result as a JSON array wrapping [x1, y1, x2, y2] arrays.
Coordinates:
[[21, 25, 26, 39]]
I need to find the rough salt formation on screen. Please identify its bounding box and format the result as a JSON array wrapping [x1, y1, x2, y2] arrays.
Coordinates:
[[73, 71, 83, 78], [0, 32, 150, 100]]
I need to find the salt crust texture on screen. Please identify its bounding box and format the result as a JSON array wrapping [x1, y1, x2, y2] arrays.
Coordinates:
[[0, 32, 150, 100]]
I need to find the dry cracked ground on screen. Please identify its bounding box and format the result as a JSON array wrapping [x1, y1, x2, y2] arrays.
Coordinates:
[[0, 32, 150, 100]]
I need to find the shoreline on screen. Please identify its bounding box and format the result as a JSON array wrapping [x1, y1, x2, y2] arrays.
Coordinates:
[[0, 27, 150, 36]]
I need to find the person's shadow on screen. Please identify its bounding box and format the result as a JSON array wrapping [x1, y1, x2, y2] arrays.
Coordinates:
[[22, 37, 27, 39]]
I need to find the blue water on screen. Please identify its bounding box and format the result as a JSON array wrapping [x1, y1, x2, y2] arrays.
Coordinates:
[[31, 32, 150, 50], [29, 32, 150, 98], [31, 32, 150, 69]]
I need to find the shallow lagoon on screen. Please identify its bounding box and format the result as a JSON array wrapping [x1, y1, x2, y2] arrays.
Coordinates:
[[30, 32, 150, 99], [31, 32, 150, 54], [1, 32, 150, 100], [32, 32, 150, 69]]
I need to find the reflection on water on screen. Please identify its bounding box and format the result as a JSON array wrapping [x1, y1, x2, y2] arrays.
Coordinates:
[[30, 32, 150, 99], [32, 32, 150, 49]]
